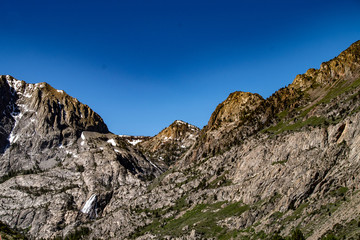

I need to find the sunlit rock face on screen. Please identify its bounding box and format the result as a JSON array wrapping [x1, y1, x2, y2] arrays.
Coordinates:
[[138, 120, 200, 168]]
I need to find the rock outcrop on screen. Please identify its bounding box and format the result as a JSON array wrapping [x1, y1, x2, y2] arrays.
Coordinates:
[[208, 91, 264, 129], [138, 120, 200, 168]]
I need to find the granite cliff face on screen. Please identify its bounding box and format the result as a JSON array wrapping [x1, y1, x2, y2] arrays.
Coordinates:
[[0, 75, 110, 174], [0, 76, 161, 239], [1, 40, 360, 239]]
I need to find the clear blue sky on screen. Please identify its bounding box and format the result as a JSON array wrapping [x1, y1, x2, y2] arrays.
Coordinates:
[[1, 0, 360, 136]]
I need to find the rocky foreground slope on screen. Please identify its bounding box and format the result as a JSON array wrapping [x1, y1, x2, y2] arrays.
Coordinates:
[[1, 40, 360, 239]]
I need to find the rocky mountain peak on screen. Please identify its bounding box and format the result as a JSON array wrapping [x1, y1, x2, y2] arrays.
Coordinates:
[[138, 120, 200, 167], [1, 75, 109, 145], [208, 91, 264, 129], [292, 40, 360, 90], [0, 75, 110, 173], [146, 120, 199, 147], [161, 120, 199, 140]]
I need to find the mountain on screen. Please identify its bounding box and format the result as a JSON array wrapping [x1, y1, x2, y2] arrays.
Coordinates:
[[186, 40, 360, 163], [138, 120, 200, 168], [0, 76, 161, 238], [1, 40, 360, 239]]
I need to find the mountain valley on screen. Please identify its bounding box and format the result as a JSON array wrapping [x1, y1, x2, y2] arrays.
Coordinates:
[[1, 41, 360, 239]]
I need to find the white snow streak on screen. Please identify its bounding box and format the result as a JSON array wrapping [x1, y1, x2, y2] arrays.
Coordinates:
[[163, 136, 172, 141], [175, 120, 186, 125], [8, 111, 23, 143], [81, 194, 97, 214], [6, 76, 22, 92], [118, 134, 130, 137], [147, 159, 161, 171], [127, 139, 143, 145], [107, 139, 117, 147], [65, 150, 78, 158], [80, 133, 86, 146]]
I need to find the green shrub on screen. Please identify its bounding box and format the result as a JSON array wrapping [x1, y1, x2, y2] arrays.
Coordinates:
[[270, 233, 285, 240], [290, 229, 305, 240]]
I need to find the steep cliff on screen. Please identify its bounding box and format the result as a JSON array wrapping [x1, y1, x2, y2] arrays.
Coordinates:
[[0, 76, 161, 239]]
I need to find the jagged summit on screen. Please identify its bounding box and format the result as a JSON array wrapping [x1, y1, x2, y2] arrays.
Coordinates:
[[149, 119, 199, 144], [292, 40, 360, 89], [187, 40, 360, 162], [138, 120, 200, 167], [0, 74, 109, 160], [208, 91, 264, 129], [3, 75, 109, 136]]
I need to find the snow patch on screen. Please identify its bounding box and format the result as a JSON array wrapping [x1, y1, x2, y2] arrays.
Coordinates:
[[6, 76, 22, 92], [8, 111, 23, 143], [188, 134, 196, 140], [65, 150, 78, 158], [35, 83, 46, 88], [114, 149, 120, 153], [23, 92, 32, 98], [57, 90, 64, 93], [80, 133, 86, 146], [163, 136, 172, 141], [107, 139, 117, 147], [127, 139, 143, 146], [147, 159, 161, 171], [81, 194, 97, 214]]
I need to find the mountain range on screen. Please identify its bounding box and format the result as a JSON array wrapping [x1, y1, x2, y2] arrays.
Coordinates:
[[1, 40, 360, 239]]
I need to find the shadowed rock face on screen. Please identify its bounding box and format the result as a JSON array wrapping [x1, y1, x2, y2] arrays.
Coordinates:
[[4, 75, 108, 148], [0, 76, 161, 239], [0, 75, 111, 174], [1, 41, 360, 239], [0, 76, 19, 153]]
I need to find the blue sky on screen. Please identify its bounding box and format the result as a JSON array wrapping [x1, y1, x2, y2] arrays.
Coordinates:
[[1, 0, 360, 136]]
